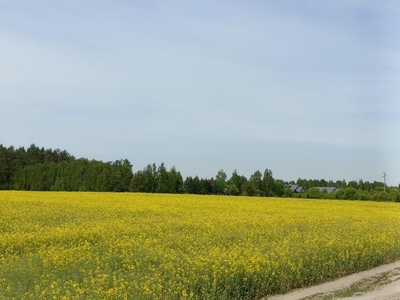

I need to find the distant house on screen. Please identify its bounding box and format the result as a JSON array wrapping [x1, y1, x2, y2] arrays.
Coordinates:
[[316, 187, 339, 193], [284, 184, 304, 193]]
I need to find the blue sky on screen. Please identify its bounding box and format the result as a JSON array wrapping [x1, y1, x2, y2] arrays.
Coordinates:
[[1, 1, 399, 186]]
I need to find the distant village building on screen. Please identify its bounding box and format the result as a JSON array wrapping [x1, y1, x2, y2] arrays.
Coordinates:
[[316, 187, 339, 193], [284, 184, 304, 193], [284, 185, 339, 194]]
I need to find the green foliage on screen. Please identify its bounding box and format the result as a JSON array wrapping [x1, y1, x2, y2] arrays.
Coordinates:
[[241, 181, 257, 196], [225, 184, 239, 196], [183, 176, 218, 195], [372, 191, 391, 202], [272, 181, 285, 197], [11, 156, 132, 192], [228, 170, 247, 194], [215, 170, 227, 194], [130, 163, 183, 194], [183, 176, 201, 194], [283, 188, 294, 198], [167, 166, 184, 194], [343, 187, 358, 200], [262, 168, 275, 196], [216, 169, 227, 182], [306, 187, 322, 199], [335, 188, 345, 200], [356, 190, 371, 201], [1, 144, 399, 202], [129, 171, 147, 192], [250, 170, 263, 195]]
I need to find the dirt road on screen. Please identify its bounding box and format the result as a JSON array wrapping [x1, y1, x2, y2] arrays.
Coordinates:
[[264, 260, 400, 300]]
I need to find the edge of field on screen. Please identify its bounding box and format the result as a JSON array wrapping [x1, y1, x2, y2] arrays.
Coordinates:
[[263, 260, 400, 300]]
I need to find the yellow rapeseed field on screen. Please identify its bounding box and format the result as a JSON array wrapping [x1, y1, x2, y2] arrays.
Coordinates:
[[0, 191, 399, 299]]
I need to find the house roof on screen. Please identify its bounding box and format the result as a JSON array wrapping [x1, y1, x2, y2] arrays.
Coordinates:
[[316, 187, 338, 193], [284, 184, 304, 193]]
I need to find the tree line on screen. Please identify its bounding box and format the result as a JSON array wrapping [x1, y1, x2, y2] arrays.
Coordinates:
[[0, 144, 399, 202], [0, 144, 132, 192]]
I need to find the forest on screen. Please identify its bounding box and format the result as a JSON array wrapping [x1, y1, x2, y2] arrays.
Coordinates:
[[0, 144, 399, 202]]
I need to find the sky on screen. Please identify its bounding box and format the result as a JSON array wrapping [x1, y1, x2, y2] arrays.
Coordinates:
[[1, 1, 399, 186]]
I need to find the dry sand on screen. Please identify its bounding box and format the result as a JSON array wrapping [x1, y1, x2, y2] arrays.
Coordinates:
[[263, 260, 400, 300]]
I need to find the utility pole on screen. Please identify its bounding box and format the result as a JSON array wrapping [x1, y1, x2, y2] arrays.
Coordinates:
[[382, 172, 387, 192]]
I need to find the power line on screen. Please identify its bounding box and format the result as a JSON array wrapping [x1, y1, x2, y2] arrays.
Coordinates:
[[382, 172, 387, 192]]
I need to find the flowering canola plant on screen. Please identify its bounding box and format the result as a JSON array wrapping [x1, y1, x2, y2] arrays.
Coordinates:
[[0, 191, 399, 299]]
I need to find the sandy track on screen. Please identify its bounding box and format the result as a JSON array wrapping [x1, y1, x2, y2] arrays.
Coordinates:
[[340, 279, 400, 300], [264, 260, 400, 300]]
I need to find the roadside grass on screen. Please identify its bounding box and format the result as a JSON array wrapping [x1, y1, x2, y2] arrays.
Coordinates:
[[299, 267, 400, 300]]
